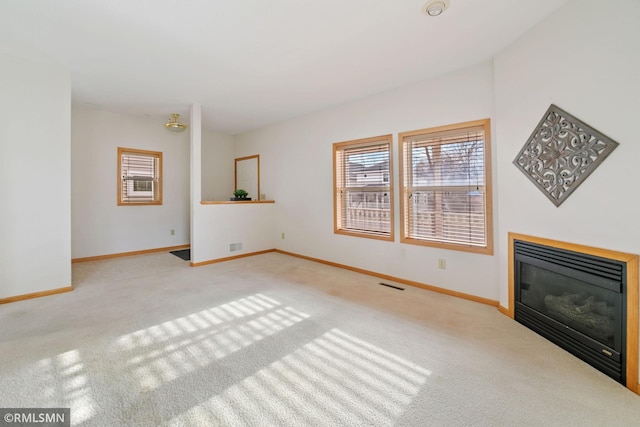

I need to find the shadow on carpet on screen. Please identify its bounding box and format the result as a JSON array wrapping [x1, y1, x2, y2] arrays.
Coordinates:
[[169, 249, 190, 261]]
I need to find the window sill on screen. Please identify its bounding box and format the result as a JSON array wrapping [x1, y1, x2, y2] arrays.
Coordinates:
[[335, 229, 394, 242], [400, 236, 494, 255]]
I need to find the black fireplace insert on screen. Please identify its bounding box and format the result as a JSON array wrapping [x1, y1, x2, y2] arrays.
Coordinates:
[[514, 240, 626, 384]]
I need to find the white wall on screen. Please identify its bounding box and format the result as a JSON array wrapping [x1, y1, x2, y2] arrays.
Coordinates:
[[0, 55, 71, 298], [71, 107, 190, 258], [193, 204, 275, 263], [201, 129, 234, 201], [235, 62, 499, 300], [493, 0, 640, 307]]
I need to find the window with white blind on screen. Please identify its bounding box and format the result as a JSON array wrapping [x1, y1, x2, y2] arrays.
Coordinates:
[[399, 119, 493, 254], [333, 135, 393, 241], [118, 147, 162, 205]]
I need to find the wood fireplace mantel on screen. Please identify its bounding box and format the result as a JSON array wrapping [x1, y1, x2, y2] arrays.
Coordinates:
[[505, 232, 639, 394]]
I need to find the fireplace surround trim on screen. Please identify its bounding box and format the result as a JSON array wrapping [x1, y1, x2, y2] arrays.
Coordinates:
[[505, 232, 639, 394]]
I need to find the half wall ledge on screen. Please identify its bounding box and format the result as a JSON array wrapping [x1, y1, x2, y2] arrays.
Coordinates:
[[200, 200, 275, 205]]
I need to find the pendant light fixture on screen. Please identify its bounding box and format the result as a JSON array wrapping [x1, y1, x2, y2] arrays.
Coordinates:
[[165, 113, 187, 132]]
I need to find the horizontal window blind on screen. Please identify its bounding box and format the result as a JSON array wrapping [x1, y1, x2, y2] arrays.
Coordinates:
[[118, 147, 162, 205], [402, 123, 489, 248], [334, 136, 392, 239]]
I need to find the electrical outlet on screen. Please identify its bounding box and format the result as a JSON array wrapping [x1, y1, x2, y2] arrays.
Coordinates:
[[170, 229, 175, 235], [438, 258, 446, 269], [281, 232, 285, 239]]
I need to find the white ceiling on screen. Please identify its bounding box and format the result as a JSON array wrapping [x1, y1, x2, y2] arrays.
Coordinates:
[[1, 0, 569, 134]]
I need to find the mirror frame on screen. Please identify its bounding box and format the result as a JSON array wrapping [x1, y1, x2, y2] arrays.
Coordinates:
[[234, 154, 260, 200]]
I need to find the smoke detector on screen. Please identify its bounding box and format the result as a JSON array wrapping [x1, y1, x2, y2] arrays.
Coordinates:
[[422, 0, 450, 16]]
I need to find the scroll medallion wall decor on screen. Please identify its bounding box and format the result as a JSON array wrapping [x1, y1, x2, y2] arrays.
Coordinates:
[[513, 104, 619, 207]]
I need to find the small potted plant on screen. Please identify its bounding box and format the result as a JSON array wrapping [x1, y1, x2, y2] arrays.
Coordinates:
[[231, 189, 250, 201]]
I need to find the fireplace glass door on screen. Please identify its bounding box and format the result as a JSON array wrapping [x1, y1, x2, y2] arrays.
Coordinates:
[[519, 263, 622, 351]]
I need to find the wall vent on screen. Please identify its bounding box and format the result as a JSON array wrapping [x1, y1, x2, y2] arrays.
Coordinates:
[[378, 282, 404, 291]]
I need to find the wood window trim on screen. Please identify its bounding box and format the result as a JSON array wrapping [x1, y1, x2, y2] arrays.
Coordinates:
[[333, 134, 394, 242], [399, 119, 493, 255], [117, 147, 163, 206]]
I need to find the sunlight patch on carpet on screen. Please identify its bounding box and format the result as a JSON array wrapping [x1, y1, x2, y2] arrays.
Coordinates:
[[114, 294, 310, 391], [38, 349, 97, 425], [169, 329, 431, 426]]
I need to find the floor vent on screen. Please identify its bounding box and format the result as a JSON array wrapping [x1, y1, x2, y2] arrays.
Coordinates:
[[378, 282, 404, 291]]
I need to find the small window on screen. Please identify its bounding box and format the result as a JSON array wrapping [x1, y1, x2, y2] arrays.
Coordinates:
[[118, 147, 162, 205], [333, 135, 393, 241], [399, 119, 493, 254]]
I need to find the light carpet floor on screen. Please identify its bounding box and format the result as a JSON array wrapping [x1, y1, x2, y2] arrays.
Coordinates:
[[1, 252, 639, 426]]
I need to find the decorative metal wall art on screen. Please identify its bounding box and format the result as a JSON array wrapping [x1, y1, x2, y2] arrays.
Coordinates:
[[513, 104, 619, 207]]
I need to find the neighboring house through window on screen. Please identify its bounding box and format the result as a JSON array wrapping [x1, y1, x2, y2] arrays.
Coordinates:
[[333, 134, 393, 241], [399, 119, 493, 254], [118, 147, 162, 205]]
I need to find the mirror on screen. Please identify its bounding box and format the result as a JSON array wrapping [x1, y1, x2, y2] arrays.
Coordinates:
[[235, 155, 260, 200]]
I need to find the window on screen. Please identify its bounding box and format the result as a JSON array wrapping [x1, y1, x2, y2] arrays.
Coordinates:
[[118, 147, 162, 205], [399, 119, 493, 254], [333, 135, 393, 241]]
